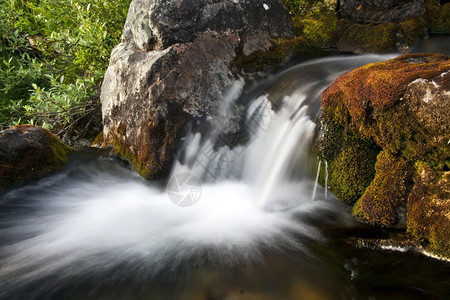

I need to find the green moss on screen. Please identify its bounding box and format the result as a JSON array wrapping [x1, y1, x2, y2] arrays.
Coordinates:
[[235, 36, 311, 72], [109, 122, 162, 180], [337, 16, 428, 54], [107, 105, 189, 180], [338, 22, 399, 53], [302, 10, 347, 48], [407, 166, 450, 258], [399, 17, 427, 46], [352, 151, 409, 227], [424, 1, 450, 34], [327, 137, 379, 205], [91, 131, 104, 146], [290, 15, 305, 36], [0, 125, 73, 190], [316, 53, 450, 260], [47, 134, 73, 165], [317, 107, 379, 205]]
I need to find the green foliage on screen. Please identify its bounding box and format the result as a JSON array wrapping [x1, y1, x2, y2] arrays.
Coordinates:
[[26, 74, 96, 131], [0, 0, 131, 136]]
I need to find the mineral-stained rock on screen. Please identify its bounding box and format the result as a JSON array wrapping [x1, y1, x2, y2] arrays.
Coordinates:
[[0, 125, 73, 191], [100, 0, 293, 178], [315, 53, 450, 256]]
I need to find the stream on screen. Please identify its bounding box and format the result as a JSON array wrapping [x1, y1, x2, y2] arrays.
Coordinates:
[[1, 36, 449, 299]]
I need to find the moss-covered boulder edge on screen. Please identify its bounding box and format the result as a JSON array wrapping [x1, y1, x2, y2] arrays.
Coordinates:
[[0, 125, 73, 191], [240, 0, 449, 71], [315, 53, 450, 258]]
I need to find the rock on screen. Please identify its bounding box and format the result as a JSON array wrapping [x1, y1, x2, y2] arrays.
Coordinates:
[[408, 167, 450, 258], [336, 17, 427, 53], [338, 0, 425, 24], [424, 0, 450, 34], [315, 53, 450, 256], [100, 0, 293, 178], [335, 0, 427, 53], [0, 125, 73, 191]]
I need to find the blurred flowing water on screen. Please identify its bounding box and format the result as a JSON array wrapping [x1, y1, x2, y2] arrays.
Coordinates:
[[1, 39, 450, 299]]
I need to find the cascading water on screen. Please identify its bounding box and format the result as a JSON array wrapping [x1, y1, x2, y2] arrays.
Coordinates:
[[1, 51, 450, 299]]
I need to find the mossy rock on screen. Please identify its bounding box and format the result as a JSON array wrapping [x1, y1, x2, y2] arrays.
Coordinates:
[[235, 36, 311, 72], [316, 53, 450, 256], [0, 125, 73, 191], [336, 17, 427, 53], [315, 115, 379, 205], [407, 166, 450, 257], [301, 10, 349, 48], [352, 151, 409, 227], [322, 53, 450, 123], [327, 138, 379, 205], [424, 1, 450, 34], [107, 105, 190, 180]]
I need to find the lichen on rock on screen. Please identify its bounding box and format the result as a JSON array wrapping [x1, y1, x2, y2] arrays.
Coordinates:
[[316, 53, 450, 257], [0, 125, 73, 191]]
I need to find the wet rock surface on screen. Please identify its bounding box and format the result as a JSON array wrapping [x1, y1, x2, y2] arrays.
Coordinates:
[[100, 0, 293, 178]]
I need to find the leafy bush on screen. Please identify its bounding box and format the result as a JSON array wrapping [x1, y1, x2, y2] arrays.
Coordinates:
[[0, 0, 131, 139]]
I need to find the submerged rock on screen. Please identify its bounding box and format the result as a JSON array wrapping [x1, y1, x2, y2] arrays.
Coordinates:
[[315, 53, 450, 256], [100, 0, 293, 179], [0, 125, 73, 191]]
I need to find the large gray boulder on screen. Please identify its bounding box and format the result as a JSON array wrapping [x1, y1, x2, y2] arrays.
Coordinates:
[[100, 0, 293, 179]]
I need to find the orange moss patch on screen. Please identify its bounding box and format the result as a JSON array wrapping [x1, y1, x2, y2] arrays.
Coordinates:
[[322, 53, 450, 123]]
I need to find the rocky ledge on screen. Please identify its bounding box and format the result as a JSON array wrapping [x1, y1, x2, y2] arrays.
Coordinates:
[[315, 53, 450, 258]]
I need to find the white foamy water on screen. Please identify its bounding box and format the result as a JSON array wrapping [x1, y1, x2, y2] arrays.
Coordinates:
[[0, 54, 395, 297]]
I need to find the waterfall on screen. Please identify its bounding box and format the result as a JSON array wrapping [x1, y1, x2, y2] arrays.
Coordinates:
[[0, 54, 397, 299]]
